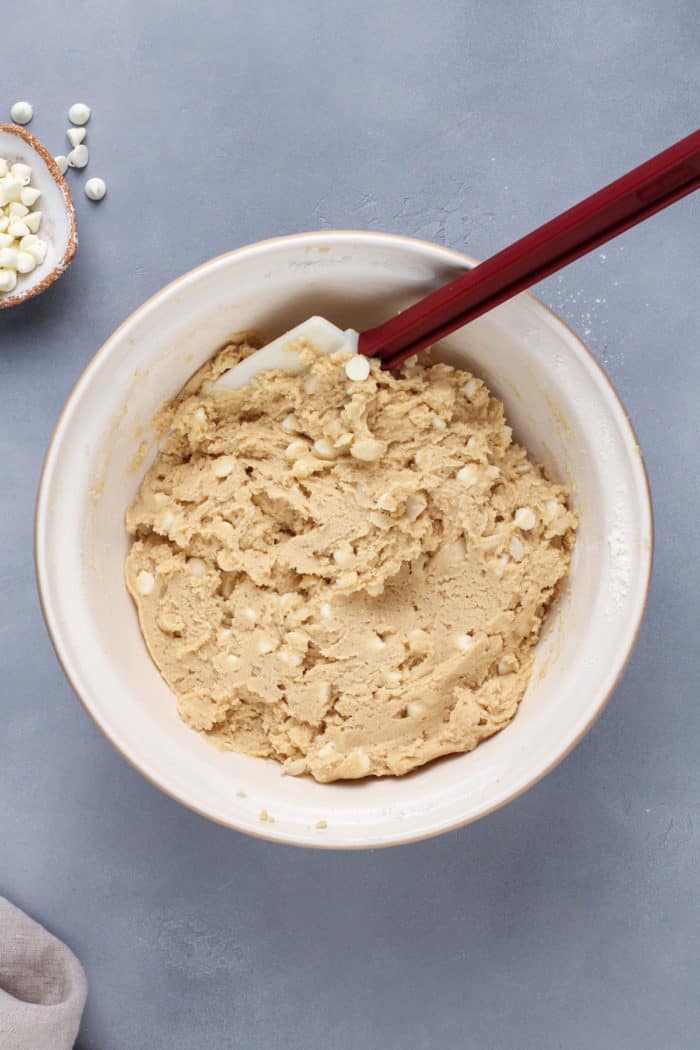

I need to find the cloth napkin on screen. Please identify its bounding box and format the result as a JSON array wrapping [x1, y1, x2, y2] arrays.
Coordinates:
[[0, 898, 87, 1050]]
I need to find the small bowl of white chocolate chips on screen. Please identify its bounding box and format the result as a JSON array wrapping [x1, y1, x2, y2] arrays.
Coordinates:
[[0, 122, 77, 309]]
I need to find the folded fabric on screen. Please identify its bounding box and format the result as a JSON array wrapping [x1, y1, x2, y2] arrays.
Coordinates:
[[0, 898, 87, 1050]]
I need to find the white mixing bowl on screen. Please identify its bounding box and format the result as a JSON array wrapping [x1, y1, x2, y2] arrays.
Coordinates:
[[35, 231, 653, 849]]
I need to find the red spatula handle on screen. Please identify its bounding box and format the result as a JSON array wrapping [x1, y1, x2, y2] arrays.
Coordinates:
[[359, 128, 700, 370]]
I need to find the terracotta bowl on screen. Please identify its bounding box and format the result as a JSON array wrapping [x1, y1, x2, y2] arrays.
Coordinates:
[[0, 123, 77, 309]]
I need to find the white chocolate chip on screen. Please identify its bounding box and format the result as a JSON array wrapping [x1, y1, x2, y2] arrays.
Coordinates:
[[15, 251, 36, 274], [0, 269, 17, 292], [159, 510, 175, 531], [85, 177, 107, 202], [336, 570, 359, 588], [243, 608, 258, 624], [320, 603, 333, 620], [285, 758, 307, 777], [383, 669, 402, 687], [432, 415, 447, 430], [68, 102, 91, 126], [545, 499, 561, 518], [20, 187, 40, 207], [407, 701, 425, 718], [8, 221, 29, 239], [509, 536, 525, 562], [225, 654, 240, 671], [349, 748, 371, 776], [367, 632, 386, 651], [187, 557, 206, 577], [345, 355, 371, 382], [213, 456, 235, 478], [317, 682, 332, 704], [54, 156, 69, 175], [304, 374, 320, 395], [136, 570, 155, 595], [66, 127, 86, 148], [281, 413, 298, 433], [464, 377, 479, 400], [0, 178, 22, 205], [350, 437, 385, 462], [256, 633, 278, 655], [278, 647, 303, 666], [10, 163, 32, 185], [332, 543, 354, 568], [285, 439, 308, 460], [456, 464, 480, 486], [8, 203, 28, 218], [454, 633, 474, 652], [10, 100, 33, 125], [514, 506, 537, 531], [313, 439, 337, 460], [67, 145, 89, 169], [194, 407, 206, 423], [0, 248, 18, 269], [334, 432, 354, 449]]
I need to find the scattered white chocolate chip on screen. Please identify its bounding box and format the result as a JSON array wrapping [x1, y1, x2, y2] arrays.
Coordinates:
[[136, 570, 155, 595], [85, 177, 107, 202], [67, 145, 89, 169], [10, 100, 33, 125], [432, 415, 447, 430], [194, 407, 206, 423], [407, 702, 425, 718], [332, 543, 354, 568], [514, 506, 537, 531], [285, 758, 307, 777], [243, 607, 257, 624], [187, 557, 206, 577], [545, 499, 561, 518], [281, 413, 298, 433], [320, 603, 333, 620], [368, 632, 386, 651], [454, 633, 474, 652], [16, 251, 36, 274], [213, 456, 235, 478], [350, 437, 385, 462], [383, 669, 402, 687], [514, 463, 531, 474], [285, 439, 308, 460], [456, 464, 480, 486], [66, 127, 86, 148], [509, 536, 525, 562], [304, 374, 320, 395], [285, 630, 310, 653], [54, 155, 69, 175], [313, 439, 336, 460], [334, 432, 354, 448], [464, 377, 479, 400], [256, 633, 278, 655], [225, 654, 240, 671], [0, 270, 17, 292], [68, 102, 91, 126], [159, 510, 175, 531], [497, 660, 510, 675], [345, 355, 370, 382]]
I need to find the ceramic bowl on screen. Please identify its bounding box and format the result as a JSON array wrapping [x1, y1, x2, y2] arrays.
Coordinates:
[[0, 123, 77, 309], [35, 231, 653, 848]]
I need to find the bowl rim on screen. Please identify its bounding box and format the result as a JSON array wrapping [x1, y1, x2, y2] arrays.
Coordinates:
[[34, 229, 654, 848], [0, 122, 78, 310]]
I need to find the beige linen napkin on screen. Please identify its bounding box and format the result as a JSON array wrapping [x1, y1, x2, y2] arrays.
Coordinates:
[[0, 898, 87, 1050]]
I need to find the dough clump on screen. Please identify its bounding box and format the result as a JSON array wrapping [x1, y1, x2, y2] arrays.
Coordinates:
[[126, 336, 576, 782]]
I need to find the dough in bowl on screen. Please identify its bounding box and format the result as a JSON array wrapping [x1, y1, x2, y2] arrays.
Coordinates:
[[126, 336, 576, 782]]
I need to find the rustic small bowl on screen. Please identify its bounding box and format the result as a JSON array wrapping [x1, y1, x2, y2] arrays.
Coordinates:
[[0, 123, 77, 310]]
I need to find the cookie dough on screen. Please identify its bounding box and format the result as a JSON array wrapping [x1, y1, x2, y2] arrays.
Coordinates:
[[126, 336, 576, 782]]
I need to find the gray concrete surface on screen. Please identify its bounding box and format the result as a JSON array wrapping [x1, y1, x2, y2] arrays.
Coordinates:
[[1, 2, 698, 1047]]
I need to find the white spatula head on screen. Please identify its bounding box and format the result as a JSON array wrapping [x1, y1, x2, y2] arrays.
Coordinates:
[[216, 316, 359, 391]]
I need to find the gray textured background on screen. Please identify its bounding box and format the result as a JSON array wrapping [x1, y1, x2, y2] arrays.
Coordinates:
[[1, 2, 699, 1048]]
